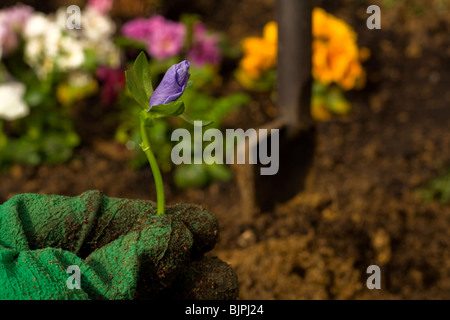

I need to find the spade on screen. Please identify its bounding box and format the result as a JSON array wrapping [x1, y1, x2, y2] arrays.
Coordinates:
[[234, 0, 316, 219]]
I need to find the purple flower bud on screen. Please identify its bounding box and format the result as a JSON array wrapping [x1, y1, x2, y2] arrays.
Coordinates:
[[148, 60, 190, 111]]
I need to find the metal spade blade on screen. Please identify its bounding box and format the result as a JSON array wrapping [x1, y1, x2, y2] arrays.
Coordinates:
[[234, 0, 316, 219]]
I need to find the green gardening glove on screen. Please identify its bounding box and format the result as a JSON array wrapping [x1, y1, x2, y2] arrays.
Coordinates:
[[0, 190, 238, 300]]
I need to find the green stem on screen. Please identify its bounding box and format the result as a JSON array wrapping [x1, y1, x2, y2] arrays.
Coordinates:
[[140, 121, 165, 215]]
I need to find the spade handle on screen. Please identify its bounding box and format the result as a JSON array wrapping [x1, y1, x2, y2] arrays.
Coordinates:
[[277, 0, 313, 135]]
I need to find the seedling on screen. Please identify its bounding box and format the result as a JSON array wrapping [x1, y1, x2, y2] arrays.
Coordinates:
[[125, 52, 211, 214]]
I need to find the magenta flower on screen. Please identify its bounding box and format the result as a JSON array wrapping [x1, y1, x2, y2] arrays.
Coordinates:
[[187, 22, 222, 66], [96, 66, 126, 106], [149, 60, 190, 111], [122, 15, 186, 61], [87, 0, 114, 14]]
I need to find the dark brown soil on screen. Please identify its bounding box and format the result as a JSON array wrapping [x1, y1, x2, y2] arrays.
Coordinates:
[[1, 0, 450, 299]]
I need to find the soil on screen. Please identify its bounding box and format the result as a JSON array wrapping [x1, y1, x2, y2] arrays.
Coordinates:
[[1, 0, 450, 299]]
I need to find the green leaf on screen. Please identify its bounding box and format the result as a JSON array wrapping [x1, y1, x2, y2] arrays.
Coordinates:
[[150, 101, 186, 118], [174, 164, 209, 189], [205, 163, 233, 182], [125, 69, 149, 110], [133, 52, 153, 99], [179, 113, 213, 127]]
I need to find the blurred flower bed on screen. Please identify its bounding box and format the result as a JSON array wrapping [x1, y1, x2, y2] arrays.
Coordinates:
[[235, 7, 370, 121], [0, 1, 119, 167], [0, 1, 369, 189]]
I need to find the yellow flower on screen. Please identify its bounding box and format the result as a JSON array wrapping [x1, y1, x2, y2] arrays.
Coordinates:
[[56, 74, 99, 106], [263, 21, 277, 45], [238, 8, 369, 91], [311, 7, 365, 90], [339, 60, 366, 90], [235, 68, 256, 90], [239, 22, 277, 80], [312, 7, 330, 39], [240, 55, 263, 79]]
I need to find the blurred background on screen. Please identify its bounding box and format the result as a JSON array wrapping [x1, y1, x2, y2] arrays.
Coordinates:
[[0, 0, 449, 299]]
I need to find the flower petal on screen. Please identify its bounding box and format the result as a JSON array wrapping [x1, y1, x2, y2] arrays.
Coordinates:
[[148, 60, 190, 111]]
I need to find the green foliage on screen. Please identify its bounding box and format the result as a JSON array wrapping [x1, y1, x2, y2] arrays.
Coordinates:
[[1, 7, 249, 191], [125, 52, 153, 110], [417, 171, 450, 206], [382, 0, 399, 8], [150, 102, 186, 118], [311, 81, 351, 120], [174, 163, 233, 189], [133, 52, 154, 99], [125, 69, 149, 110], [0, 53, 82, 169]]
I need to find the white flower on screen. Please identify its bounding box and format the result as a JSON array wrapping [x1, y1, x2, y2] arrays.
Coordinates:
[[23, 7, 118, 77], [82, 8, 115, 42], [24, 37, 43, 61], [57, 36, 85, 70], [43, 25, 62, 58], [23, 13, 51, 38], [0, 82, 29, 121], [23, 11, 86, 77], [92, 40, 121, 67], [55, 7, 69, 30]]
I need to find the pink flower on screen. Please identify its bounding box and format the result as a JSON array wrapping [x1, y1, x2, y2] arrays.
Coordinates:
[[187, 22, 221, 66], [147, 16, 186, 60], [0, 4, 33, 57], [122, 18, 151, 42], [0, 22, 18, 57], [1, 4, 33, 31], [122, 15, 186, 61], [87, 0, 114, 14]]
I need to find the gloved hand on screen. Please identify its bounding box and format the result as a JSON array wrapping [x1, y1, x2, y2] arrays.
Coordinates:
[[0, 190, 238, 300]]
